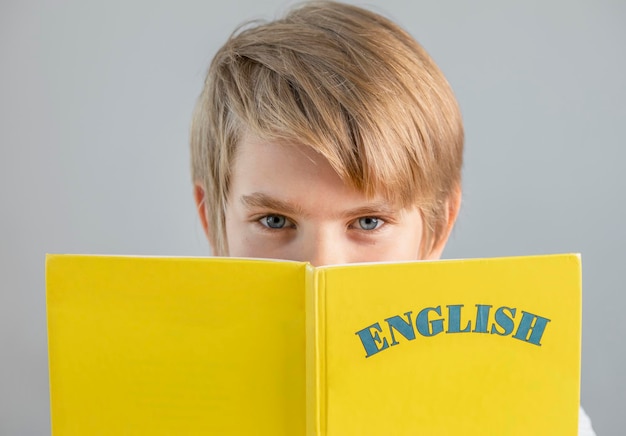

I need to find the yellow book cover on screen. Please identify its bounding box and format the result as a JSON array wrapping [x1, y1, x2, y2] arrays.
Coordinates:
[[46, 254, 581, 435]]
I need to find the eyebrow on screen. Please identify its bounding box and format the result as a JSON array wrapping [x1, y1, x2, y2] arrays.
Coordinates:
[[341, 204, 397, 218], [240, 192, 398, 218], [241, 193, 305, 216]]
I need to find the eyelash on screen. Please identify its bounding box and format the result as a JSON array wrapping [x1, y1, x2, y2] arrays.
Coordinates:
[[256, 214, 388, 232], [349, 217, 385, 232], [258, 214, 296, 230]]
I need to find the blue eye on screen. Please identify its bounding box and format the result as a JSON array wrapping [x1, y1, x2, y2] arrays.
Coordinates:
[[261, 215, 288, 229], [358, 217, 381, 230]]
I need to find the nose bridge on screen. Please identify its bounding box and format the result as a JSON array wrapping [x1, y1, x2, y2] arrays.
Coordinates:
[[305, 224, 344, 267]]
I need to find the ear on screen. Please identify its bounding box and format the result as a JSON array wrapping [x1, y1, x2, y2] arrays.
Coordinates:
[[424, 184, 462, 260], [193, 182, 212, 246]]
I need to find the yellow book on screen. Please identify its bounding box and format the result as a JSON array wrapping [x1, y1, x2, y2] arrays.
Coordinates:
[[46, 254, 581, 435]]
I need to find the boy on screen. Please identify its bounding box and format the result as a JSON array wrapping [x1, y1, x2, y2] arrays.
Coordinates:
[[190, 1, 594, 433]]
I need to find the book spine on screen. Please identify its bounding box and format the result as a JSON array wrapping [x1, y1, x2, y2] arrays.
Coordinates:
[[306, 266, 326, 436]]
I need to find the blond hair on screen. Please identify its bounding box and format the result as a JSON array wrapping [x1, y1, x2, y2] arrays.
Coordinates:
[[191, 0, 464, 256]]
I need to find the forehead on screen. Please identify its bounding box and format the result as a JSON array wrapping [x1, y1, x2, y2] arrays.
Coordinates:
[[232, 134, 334, 181], [229, 134, 394, 213]]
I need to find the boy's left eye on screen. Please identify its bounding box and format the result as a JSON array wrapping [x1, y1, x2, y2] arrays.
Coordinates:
[[356, 217, 383, 230]]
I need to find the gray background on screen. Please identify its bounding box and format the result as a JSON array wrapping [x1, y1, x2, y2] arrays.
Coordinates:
[[1, 0, 624, 434]]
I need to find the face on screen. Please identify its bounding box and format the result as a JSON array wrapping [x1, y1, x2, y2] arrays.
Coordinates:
[[210, 134, 450, 267]]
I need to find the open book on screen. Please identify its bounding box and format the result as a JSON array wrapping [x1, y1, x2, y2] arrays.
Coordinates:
[[46, 254, 581, 435]]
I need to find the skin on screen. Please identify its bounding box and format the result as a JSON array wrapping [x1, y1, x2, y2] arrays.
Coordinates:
[[195, 133, 461, 266]]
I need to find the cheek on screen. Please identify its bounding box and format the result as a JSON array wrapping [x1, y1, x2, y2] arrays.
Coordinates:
[[385, 224, 423, 261], [225, 219, 255, 258], [223, 209, 246, 256], [350, 228, 423, 263], [224, 214, 291, 260], [229, 238, 296, 261], [228, 239, 264, 258], [391, 241, 422, 261]]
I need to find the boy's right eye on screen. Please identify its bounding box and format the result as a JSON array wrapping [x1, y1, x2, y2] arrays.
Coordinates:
[[259, 214, 292, 229]]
